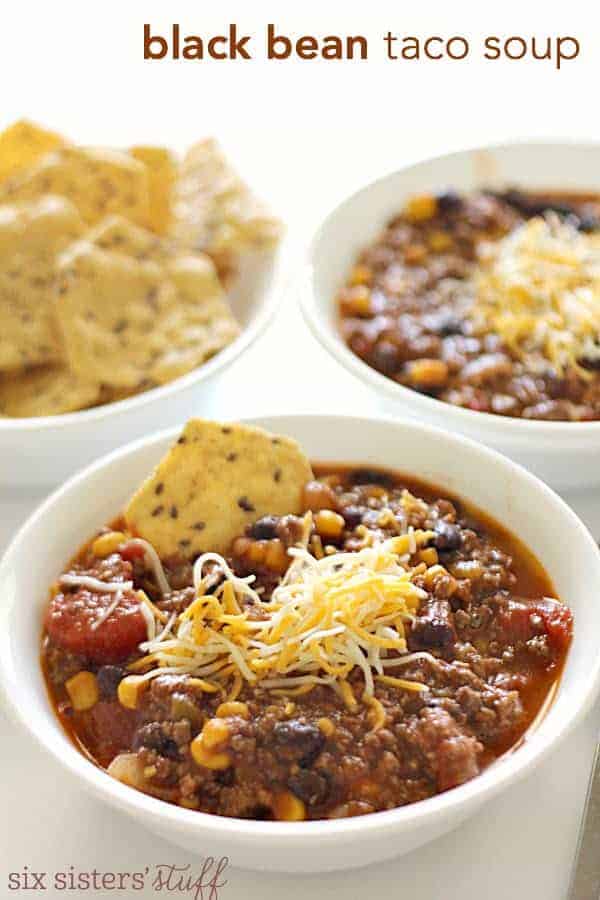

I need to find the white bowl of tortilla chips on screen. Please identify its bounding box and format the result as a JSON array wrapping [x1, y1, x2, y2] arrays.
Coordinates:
[[0, 121, 283, 488]]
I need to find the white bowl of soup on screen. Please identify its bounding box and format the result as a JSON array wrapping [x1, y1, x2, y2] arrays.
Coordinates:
[[301, 142, 600, 490], [0, 413, 598, 872]]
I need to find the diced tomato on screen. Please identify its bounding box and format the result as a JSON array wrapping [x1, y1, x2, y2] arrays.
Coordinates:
[[120, 543, 145, 563], [45, 588, 147, 663], [496, 599, 532, 644], [497, 597, 573, 652], [535, 598, 573, 652]]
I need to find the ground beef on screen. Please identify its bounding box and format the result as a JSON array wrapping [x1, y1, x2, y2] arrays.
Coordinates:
[[42, 465, 572, 820], [338, 189, 600, 420]]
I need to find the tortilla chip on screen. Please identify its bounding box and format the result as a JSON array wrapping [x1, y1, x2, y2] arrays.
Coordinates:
[[0, 146, 151, 227], [55, 240, 239, 389], [0, 195, 84, 373], [86, 214, 172, 262], [170, 139, 282, 278], [130, 146, 177, 235], [125, 419, 313, 557], [0, 365, 99, 417], [0, 120, 66, 183]]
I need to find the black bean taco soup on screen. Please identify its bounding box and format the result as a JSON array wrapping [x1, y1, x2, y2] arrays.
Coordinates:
[[42, 419, 573, 821], [338, 189, 600, 421]]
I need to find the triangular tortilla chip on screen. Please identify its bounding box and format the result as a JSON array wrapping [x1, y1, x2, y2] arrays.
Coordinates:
[[55, 235, 239, 390], [0, 120, 67, 183], [0, 195, 84, 373], [0, 146, 151, 227], [85, 214, 172, 261], [130, 145, 177, 235], [125, 419, 313, 557], [0, 365, 99, 417], [170, 139, 282, 279]]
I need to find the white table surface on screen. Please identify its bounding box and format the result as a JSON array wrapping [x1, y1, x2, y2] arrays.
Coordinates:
[[1, 288, 599, 899]]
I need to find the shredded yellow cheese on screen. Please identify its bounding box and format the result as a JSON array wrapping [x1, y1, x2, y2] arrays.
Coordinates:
[[469, 215, 600, 377], [130, 528, 437, 704]]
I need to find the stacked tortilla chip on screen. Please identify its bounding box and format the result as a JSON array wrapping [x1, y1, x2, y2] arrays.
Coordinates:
[[0, 121, 281, 417]]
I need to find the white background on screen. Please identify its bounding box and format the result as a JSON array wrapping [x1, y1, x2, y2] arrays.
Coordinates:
[[1, 1, 600, 897]]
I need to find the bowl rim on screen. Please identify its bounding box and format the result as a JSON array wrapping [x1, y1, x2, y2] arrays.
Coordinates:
[[302, 138, 600, 439], [1, 411, 600, 847], [0, 242, 289, 433]]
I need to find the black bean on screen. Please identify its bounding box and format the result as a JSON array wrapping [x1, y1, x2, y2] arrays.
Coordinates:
[[577, 214, 600, 233], [436, 190, 463, 213], [132, 723, 179, 759], [215, 768, 235, 787], [350, 468, 394, 488], [96, 665, 124, 699], [339, 505, 364, 529], [370, 340, 401, 376], [273, 720, 325, 767], [433, 520, 462, 551], [245, 804, 274, 820], [248, 516, 279, 540], [287, 769, 330, 806], [410, 600, 456, 651]]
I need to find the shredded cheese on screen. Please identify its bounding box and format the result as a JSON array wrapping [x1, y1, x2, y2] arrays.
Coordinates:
[[130, 529, 437, 704], [122, 538, 171, 596], [59, 574, 133, 594], [89, 591, 123, 631], [469, 215, 600, 377]]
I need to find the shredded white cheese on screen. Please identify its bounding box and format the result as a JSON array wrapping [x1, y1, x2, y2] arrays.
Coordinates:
[[59, 574, 133, 594], [123, 538, 171, 596], [89, 591, 123, 631]]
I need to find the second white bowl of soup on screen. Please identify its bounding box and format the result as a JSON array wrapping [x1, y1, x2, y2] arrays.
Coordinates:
[[302, 142, 600, 489]]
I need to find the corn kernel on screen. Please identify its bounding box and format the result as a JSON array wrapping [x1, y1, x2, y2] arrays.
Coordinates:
[[403, 243, 427, 265], [65, 671, 99, 711], [273, 791, 306, 822], [190, 735, 231, 770], [343, 285, 372, 317], [349, 264, 373, 286], [247, 540, 266, 564], [314, 510, 345, 540], [216, 701, 249, 719], [405, 193, 437, 222], [407, 358, 449, 388], [423, 564, 450, 587], [419, 547, 439, 566], [92, 531, 126, 558], [117, 674, 145, 710], [451, 560, 484, 581], [202, 717, 230, 750], [265, 539, 289, 574], [317, 717, 335, 737], [428, 230, 452, 252]]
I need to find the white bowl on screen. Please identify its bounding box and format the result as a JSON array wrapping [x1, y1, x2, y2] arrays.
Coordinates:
[[302, 142, 600, 490], [1, 413, 599, 873], [0, 245, 287, 490]]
